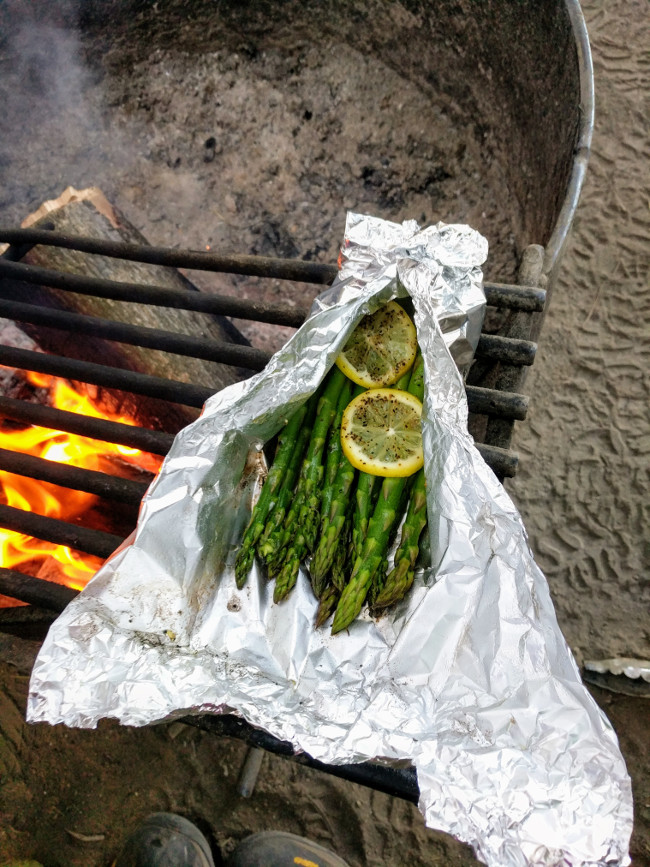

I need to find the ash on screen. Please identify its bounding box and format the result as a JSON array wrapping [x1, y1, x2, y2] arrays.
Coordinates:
[[0, 0, 520, 355]]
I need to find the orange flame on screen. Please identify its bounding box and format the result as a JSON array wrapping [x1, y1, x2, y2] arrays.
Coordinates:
[[0, 371, 163, 606]]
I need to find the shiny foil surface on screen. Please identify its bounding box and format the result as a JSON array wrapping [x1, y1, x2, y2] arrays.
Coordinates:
[[27, 214, 632, 867]]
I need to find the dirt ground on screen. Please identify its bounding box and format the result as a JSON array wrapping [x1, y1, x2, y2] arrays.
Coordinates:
[[0, 1, 647, 865]]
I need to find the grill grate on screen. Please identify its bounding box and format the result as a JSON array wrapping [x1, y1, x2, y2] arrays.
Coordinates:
[[0, 226, 545, 614], [0, 225, 545, 805]]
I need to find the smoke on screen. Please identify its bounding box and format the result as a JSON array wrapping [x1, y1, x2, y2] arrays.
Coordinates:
[[0, 1, 112, 223], [0, 0, 523, 320]]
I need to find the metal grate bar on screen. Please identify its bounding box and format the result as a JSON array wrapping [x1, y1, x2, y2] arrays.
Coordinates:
[[0, 504, 123, 558], [0, 344, 531, 422], [0, 228, 546, 312], [0, 345, 212, 408], [465, 385, 528, 421], [0, 229, 540, 611], [0, 567, 78, 611], [0, 294, 535, 371], [186, 713, 420, 805], [0, 257, 309, 327], [476, 334, 536, 366], [0, 395, 174, 455], [474, 443, 518, 478], [0, 228, 336, 285], [482, 281, 546, 311], [0, 447, 151, 503], [0, 296, 271, 371]]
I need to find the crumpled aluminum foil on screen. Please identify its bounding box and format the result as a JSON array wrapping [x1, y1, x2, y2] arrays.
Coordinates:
[[27, 214, 632, 867]]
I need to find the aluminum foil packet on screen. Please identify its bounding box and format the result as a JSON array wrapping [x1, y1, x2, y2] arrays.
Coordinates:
[[27, 214, 632, 867]]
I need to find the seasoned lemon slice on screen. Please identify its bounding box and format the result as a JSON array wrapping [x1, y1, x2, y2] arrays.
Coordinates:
[[335, 301, 417, 388], [340, 388, 424, 477]]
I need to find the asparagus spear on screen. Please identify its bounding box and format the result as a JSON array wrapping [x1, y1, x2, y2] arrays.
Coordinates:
[[349, 368, 409, 557], [330, 510, 353, 592], [368, 468, 416, 604], [255, 397, 316, 566], [256, 367, 344, 575], [315, 583, 340, 628], [372, 466, 428, 610], [331, 352, 425, 633], [313, 501, 353, 601], [350, 472, 378, 557], [319, 376, 355, 527], [297, 367, 351, 554], [309, 451, 357, 593], [273, 545, 303, 602], [309, 383, 364, 591], [272, 365, 348, 601], [234, 400, 310, 588], [367, 551, 390, 607], [331, 479, 406, 632]]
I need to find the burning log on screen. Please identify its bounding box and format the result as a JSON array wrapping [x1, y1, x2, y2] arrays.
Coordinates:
[[0, 186, 252, 432]]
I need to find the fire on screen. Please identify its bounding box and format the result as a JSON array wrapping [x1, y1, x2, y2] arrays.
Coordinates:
[[0, 370, 163, 606]]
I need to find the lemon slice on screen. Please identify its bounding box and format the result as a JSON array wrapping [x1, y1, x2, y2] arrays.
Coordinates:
[[335, 301, 417, 388], [340, 388, 424, 477]]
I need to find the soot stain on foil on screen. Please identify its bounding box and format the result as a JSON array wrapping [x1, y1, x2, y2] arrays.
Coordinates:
[[227, 596, 242, 613], [240, 448, 267, 497]]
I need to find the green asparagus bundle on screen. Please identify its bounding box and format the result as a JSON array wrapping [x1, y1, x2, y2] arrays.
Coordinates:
[[310, 425, 359, 593], [371, 466, 428, 611], [319, 377, 356, 529], [234, 399, 311, 589], [350, 471, 379, 558], [232, 300, 431, 631], [270, 367, 348, 602], [255, 397, 317, 569]]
